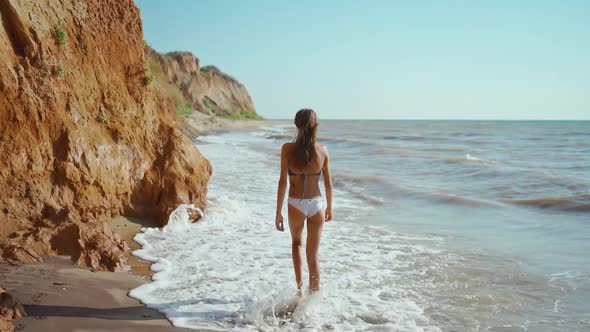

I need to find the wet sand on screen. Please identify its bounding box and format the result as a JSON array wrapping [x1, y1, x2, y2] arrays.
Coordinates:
[[0, 256, 193, 332], [110, 216, 155, 278], [0, 215, 195, 331]]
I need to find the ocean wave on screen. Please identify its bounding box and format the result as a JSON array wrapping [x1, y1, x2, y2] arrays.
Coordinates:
[[501, 194, 590, 212], [464, 154, 497, 164], [382, 133, 489, 143], [422, 192, 499, 208], [258, 124, 292, 133], [561, 131, 590, 136], [265, 133, 362, 144], [421, 147, 466, 153], [383, 134, 428, 141], [346, 189, 384, 206], [465, 154, 481, 162], [449, 132, 485, 137], [265, 133, 293, 140], [384, 182, 500, 208], [331, 174, 389, 206], [319, 135, 365, 144], [333, 173, 500, 208], [332, 183, 384, 206], [332, 173, 389, 184], [434, 154, 497, 166]]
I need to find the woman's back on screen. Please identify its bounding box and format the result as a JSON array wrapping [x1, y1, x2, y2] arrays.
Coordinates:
[[285, 143, 327, 199]]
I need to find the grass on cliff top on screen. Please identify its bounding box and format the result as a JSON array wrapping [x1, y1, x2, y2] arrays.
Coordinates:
[[165, 51, 193, 59], [200, 65, 239, 83], [146, 55, 194, 117]]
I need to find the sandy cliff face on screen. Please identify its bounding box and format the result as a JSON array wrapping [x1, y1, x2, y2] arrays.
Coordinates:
[[145, 46, 257, 118], [0, 0, 211, 271]]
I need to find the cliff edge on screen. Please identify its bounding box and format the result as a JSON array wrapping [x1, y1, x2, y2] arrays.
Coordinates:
[[145, 45, 259, 120], [0, 0, 211, 272]]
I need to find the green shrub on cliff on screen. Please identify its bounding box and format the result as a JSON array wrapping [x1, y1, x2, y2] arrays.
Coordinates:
[[54, 21, 67, 46], [54, 64, 65, 78], [143, 63, 154, 86], [225, 111, 262, 120], [97, 113, 110, 124], [202, 96, 261, 120], [144, 73, 154, 86], [176, 106, 194, 117], [243, 111, 263, 120], [202, 96, 219, 114]]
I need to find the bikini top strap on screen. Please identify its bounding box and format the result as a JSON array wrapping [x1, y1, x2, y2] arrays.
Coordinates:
[[287, 169, 322, 200], [287, 169, 322, 176]]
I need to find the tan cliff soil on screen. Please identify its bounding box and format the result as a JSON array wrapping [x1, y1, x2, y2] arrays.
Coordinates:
[[145, 45, 257, 118], [0, 0, 212, 276]]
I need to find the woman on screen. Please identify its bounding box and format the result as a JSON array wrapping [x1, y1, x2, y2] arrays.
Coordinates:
[[275, 109, 333, 294]]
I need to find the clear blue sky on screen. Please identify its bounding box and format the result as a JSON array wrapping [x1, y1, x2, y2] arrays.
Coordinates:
[[136, 0, 589, 120]]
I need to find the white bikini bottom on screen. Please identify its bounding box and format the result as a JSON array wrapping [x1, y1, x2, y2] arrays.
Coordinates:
[[288, 197, 325, 217]]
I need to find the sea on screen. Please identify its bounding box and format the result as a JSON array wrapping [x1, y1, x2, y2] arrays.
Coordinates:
[[130, 120, 590, 332]]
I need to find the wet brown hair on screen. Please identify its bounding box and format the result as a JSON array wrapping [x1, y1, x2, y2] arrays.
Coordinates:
[[292, 108, 318, 169]]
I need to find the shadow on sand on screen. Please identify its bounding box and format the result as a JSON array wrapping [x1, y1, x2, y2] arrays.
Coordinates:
[[24, 304, 162, 320]]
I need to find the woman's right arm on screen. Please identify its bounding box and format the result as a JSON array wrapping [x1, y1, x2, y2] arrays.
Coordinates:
[[275, 144, 289, 231], [322, 147, 333, 221]]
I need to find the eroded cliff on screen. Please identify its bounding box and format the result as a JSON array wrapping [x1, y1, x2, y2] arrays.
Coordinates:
[[0, 0, 211, 272], [145, 45, 259, 119]]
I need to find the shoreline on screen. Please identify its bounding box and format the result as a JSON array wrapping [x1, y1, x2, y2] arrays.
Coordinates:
[[110, 216, 156, 278], [178, 111, 276, 139], [1, 116, 272, 331]]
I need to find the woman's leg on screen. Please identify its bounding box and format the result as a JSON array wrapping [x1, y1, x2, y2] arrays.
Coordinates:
[[306, 209, 325, 293], [288, 204, 306, 292]]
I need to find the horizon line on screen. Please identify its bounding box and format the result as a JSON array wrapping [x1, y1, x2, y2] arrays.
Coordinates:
[[264, 118, 590, 121]]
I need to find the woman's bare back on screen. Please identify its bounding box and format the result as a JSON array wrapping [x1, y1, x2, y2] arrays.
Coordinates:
[[284, 143, 328, 199]]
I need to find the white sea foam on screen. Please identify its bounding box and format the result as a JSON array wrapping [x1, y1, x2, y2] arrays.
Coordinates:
[[464, 153, 496, 164], [130, 130, 444, 331], [259, 124, 294, 133]]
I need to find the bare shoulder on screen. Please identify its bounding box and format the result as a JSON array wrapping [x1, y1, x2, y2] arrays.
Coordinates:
[[281, 142, 294, 156], [318, 144, 329, 156], [282, 142, 294, 151]]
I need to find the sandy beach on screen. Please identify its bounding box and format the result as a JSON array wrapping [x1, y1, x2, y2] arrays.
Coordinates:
[[0, 214, 194, 332], [0, 256, 193, 332]]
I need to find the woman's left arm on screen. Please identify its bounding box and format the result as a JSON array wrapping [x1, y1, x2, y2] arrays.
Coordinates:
[[322, 146, 333, 221], [275, 144, 289, 231]]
